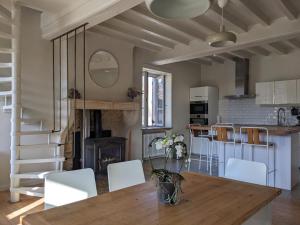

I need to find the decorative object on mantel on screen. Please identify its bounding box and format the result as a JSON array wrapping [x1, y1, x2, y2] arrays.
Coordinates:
[[68, 88, 81, 99], [127, 87, 143, 101], [149, 134, 188, 205], [145, 0, 211, 19], [207, 0, 237, 47], [89, 50, 119, 88]]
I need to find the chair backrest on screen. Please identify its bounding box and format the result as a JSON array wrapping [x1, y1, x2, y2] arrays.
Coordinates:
[[211, 124, 235, 142], [44, 168, 97, 209], [225, 158, 267, 186], [107, 160, 145, 192], [240, 126, 269, 145]]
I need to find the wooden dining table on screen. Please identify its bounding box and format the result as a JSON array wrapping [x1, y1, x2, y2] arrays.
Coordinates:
[[22, 172, 281, 225]]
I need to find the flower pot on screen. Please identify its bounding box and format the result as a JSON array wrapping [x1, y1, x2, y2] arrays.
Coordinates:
[[157, 182, 181, 205]]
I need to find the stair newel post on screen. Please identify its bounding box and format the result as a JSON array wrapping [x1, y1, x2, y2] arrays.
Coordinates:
[[10, 1, 22, 203]]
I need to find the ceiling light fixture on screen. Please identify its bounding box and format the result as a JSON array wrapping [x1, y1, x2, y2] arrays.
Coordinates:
[[145, 0, 211, 19], [207, 0, 237, 47]]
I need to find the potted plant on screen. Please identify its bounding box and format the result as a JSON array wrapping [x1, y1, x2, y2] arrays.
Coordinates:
[[148, 134, 188, 205]]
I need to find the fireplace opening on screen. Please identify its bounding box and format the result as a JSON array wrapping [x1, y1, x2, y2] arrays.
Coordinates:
[[84, 110, 126, 174]]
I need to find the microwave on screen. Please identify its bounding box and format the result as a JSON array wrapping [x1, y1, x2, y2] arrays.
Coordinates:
[[190, 101, 208, 115]]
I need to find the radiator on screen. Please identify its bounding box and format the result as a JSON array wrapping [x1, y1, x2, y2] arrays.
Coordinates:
[[143, 132, 166, 159]]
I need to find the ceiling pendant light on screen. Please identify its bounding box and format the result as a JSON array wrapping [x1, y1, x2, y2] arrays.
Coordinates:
[[207, 0, 237, 47], [145, 0, 211, 19]]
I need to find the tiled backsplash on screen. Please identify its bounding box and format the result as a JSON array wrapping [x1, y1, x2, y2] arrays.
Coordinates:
[[219, 98, 299, 125]]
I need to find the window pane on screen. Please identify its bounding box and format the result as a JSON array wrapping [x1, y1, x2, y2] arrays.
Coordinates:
[[148, 74, 165, 127]]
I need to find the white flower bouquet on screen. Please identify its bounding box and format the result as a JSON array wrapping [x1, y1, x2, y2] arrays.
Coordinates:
[[148, 133, 188, 205]]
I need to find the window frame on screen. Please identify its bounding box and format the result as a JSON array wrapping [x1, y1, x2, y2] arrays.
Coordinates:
[[142, 68, 171, 128]]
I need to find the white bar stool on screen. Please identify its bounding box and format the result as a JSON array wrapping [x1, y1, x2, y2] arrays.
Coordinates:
[[210, 124, 238, 176], [239, 126, 276, 187], [188, 125, 211, 173]]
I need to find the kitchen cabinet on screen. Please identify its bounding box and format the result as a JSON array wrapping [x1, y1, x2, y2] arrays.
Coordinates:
[[255, 81, 274, 105], [274, 80, 297, 104], [190, 87, 209, 101]]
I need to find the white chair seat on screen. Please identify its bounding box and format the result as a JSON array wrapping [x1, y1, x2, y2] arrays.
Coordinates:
[[107, 160, 145, 192], [225, 158, 267, 186], [44, 168, 97, 209]]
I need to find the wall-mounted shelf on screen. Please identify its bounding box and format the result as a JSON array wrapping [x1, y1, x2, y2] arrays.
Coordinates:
[[70, 99, 140, 111]]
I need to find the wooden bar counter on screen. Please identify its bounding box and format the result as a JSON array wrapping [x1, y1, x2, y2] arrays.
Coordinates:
[[188, 124, 300, 136]]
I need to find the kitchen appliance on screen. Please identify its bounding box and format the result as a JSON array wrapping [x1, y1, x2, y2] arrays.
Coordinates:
[[224, 58, 255, 99], [190, 86, 218, 125]]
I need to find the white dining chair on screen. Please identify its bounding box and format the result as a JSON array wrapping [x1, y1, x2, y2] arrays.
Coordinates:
[[225, 158, 267, 186], [107, 160, 145, 192], [44, 168, 97, 209]]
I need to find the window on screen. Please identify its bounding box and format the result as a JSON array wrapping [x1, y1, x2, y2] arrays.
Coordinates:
[[142, 68, 172, 128]]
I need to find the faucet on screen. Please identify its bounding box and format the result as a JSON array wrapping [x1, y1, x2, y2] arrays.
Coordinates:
[[277, 108, 286, 126]]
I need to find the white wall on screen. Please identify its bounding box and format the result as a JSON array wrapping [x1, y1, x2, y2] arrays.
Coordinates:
[[131, 48, 202, 159], [201, 51, 300, 124], [201, 51, 300, 99]]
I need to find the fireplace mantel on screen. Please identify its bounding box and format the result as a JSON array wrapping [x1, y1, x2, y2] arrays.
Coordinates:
[[71, 99, 140, 111]]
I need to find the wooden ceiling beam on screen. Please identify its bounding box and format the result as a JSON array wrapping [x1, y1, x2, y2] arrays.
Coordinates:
[[192, 16, 220, 33], [230, 50, 254, 58], [132, 5, 206, 41], [104, 18, 176, 49], [210, 4, 248, 33], [191, 58, 212, 66], [117, 12, 189, 45], [206, 56, 225, 64], [90, 26, 162, 52], [287, 38, 300, 49], [218, 53, 236, 61], [274, 0, 298, 20], [267, 42, 293, 54], [230, 0, 271, 26], [247, 46, 271, 56], [151, 17, 300, 65]]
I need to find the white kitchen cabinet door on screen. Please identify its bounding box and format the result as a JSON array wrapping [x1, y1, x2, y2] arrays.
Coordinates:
[[274, 80, 297, 104], [190, 87, 208, 101], [255, 82, 274, 105]]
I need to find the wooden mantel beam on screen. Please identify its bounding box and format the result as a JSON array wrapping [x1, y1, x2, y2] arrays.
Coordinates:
[[41, 0, 144, 40], [151, 18, 300, 65], [274, 0, 298, 20]]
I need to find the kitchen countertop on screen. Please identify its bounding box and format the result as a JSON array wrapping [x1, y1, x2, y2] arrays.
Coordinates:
[[188, 124, 300, 136]]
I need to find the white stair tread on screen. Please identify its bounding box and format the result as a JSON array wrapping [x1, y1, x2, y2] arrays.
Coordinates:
[[17, 143, 59, 149], [15, 157, 65, 164], [0, 31, 13, 39], [0, 47, 12, 54], [12, 170, 61, 179], [0, 63, 12, 68], [17, 130, 53, 136], [0, 76, 12, 82], [0, 90, 12, 96], [21, 118, 42, 124], [11, 187, 44, 197], [2, 105, 12, 112]]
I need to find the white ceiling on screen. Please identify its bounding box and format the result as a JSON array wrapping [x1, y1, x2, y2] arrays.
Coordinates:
[[19, 0, 88, 13]]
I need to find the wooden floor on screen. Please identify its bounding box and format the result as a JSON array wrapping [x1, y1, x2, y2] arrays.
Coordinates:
[[0, 159, 299, 225]]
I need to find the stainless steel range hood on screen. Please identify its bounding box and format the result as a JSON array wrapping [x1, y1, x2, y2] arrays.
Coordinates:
[[224, 57, 255, 99]]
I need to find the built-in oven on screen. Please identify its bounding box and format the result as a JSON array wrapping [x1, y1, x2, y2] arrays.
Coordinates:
[[190, 114, 208, 125], [190, 101, 208, 115]]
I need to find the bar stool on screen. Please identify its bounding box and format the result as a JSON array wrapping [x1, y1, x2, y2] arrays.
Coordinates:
[[188, 125, 211, 173], [240, 127, 276, 187], [210, 124, 238, 176]]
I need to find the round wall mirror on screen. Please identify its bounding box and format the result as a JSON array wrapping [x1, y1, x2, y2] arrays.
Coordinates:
[[89, 50, 119, 88]]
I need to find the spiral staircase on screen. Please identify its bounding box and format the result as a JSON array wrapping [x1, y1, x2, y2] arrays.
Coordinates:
[[0, 1, 64, 202]]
